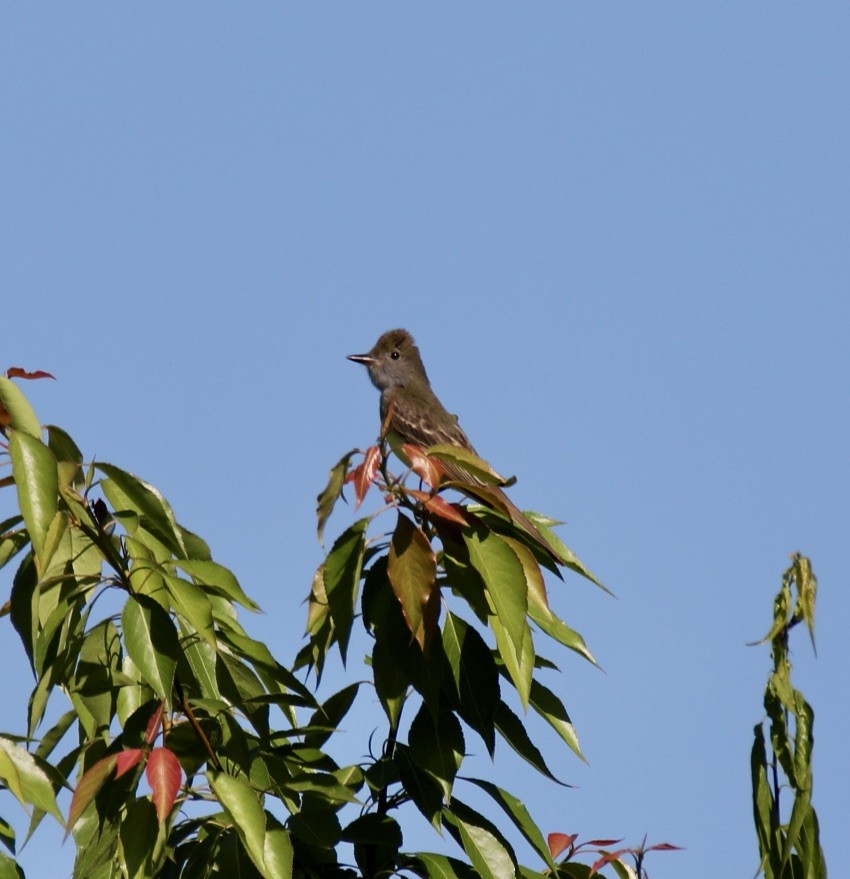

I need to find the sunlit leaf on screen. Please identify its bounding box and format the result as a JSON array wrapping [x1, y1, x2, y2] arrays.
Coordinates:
[[425, 445, 512, 486], [174, 558, 260, 613], [0, 378, 42, 438], [467, 778, 558, 871], [403, 444, 445, 488], [463, 528, 527, 665], [8, 431, 58, 566], [529, 680, 585, 762], [353, 445, 381, 510], [443, 797, 517, 879]]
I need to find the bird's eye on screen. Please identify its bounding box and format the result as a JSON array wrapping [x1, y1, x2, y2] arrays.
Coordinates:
[[390, 350, 400, 360]]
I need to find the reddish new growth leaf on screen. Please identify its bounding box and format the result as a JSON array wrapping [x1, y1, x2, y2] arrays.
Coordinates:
[[351, 445, 381, 509], [406, 488, 469, 526], [403, 443, 445, 488], [65, 754, 118, 837], [115, 748, 145, 779], [5, 367, 56, 381], [146, 747, 183, 823], [589, 841, 682, 876], [146, 702, 165, 745], [548, 833, 577, 859]]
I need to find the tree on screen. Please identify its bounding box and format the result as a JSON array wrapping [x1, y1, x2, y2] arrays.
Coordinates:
[[0, 370, 637, 879], [2, 371, 819, 878]]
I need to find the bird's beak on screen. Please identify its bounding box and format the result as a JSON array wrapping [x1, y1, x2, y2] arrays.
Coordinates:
[[347, 353, 374, 364]]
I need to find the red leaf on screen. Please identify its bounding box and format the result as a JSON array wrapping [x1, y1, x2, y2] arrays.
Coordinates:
[[584, 839, 624, 848], [65, 754, 118, 837], [5, 368, 56, 381], [645, 843, 683, 852], [145, 702, 165, 745], [406, 489, 469, 526], [115, 748, 145, 779], [145, 747, 183, 823], [353, 445, 381, 509], [403, 444, 445, 488], [590, 850, 630, 876], [548, 833, 576, 859]]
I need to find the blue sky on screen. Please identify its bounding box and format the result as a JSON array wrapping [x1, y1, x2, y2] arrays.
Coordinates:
[[2, 5, 848, 878]]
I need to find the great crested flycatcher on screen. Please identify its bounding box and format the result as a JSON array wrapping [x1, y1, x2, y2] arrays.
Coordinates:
[[348, 328, 564, 564]]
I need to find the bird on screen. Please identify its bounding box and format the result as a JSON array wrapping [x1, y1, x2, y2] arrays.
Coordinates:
[[347, 328, 565, 564]]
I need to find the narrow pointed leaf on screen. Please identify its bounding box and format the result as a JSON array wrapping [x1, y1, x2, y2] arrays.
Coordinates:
[[443, 798, 517, 879], [494, 701, 568, 785], [529, 680, 585, 761], [463, 529, 527, 662], [174, 559, 259, 612], [467, 778, 558, 871], [323, 518, 368, 662], [316, 450, 357, 544]]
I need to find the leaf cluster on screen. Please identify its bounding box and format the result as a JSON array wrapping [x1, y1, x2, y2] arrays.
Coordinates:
[[750, 554, 826, 879]]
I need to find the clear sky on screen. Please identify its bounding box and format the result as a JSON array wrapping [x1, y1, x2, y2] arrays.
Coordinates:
[[2, 5, 848, 878]]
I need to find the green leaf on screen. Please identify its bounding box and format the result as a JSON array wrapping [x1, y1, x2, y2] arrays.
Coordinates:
[[0, 737, 63, 823], [463, 529, 527, 665], [46, 424, 84, 490], [412, 852, 480, 879], [491, 614, 533, 708], [209, 772, 294, 879], [395, 743, 444, 830], [0, 521, 28, 572], [316, 450, 357, 545], [306, 683, 360, 749], [0, 377, 42, 438], [528, 679, 585, 762], [163, 574, 216, 645], [0, 850, 24, 879], [9, 430, 58, 566], [388, 513, 438, 651], [119, 798, 163, 879], [372, 639, 408, 731], [494, 701, 568, 785], [443, 797, 517, 879], [442, 613, 498, 755], [122, 594, 179, 708], [522, 512, 610, 594], [408, 702, 465, 802], [344, 813, 403, 877], [466, 778, 558, 872], [174, 558, 260, 613], [98, 463, 186, 556], [425, 444, 512, 486], [527, 602, 597, 666], [323, 518, 369, 663]]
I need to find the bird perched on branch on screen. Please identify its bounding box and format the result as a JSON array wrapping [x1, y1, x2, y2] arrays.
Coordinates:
[[347, 328, 565, 564]]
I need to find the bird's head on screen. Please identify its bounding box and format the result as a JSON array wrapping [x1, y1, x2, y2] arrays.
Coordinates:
[[347, 328, 429, 391]]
